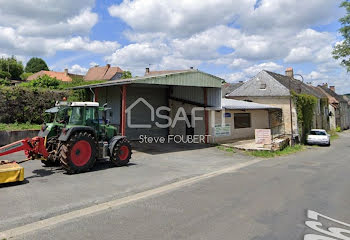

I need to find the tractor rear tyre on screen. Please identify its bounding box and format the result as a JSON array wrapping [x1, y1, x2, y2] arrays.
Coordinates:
[[59, 132, 97, 174], [111, 138, 132, 167]]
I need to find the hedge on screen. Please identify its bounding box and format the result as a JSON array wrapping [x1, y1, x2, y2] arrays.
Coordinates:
[[0, 86, 69, 124]]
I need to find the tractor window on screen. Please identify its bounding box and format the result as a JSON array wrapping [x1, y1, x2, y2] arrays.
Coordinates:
[[69, 107, 84, 125], [85, 107, 98, 126]]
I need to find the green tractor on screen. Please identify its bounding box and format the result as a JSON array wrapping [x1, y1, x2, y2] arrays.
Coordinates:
[[39, 101, 132, 174]]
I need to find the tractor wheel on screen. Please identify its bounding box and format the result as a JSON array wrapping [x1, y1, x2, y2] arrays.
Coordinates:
[[111, 138, 132, 167], [59, 132, 97, 174]]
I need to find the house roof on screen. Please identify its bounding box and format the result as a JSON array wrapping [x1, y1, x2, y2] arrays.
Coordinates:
[[264, 71, 326, 98], [27, 70, 82, 82], [319, 85, 348, 103], [315, 86, 339, 106], [222, 82, 244, 98], [221, 98, 280, 110], [227, 70, 326, 99], [71, 70, 223, 89], [84, 65, 123, 81]]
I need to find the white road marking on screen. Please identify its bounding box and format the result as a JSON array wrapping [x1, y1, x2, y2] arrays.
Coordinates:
[[0, 159, 262, 239]]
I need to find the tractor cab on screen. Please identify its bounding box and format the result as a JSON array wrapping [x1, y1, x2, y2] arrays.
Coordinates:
[[45, 102, 118, 142]]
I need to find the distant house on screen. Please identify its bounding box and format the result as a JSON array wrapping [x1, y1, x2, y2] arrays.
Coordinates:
[[221, 82, 244, 98], [84, 64, 123, 81], [226, 68, 329, 140], [27, 69, 83, 82], [318, 84, 350, 130]]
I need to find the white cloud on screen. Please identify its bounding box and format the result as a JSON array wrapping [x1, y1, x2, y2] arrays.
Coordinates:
[[243, 62, 284, 76], [0, 0, 120, 57], [69, 64, 88, 75], [284, 47, 313, 63], [109, 0, 253, 38]]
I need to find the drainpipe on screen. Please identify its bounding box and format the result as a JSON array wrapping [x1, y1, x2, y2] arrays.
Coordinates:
[[121, 85, 127, 136], [89, 87, 95, 102], [204, 88, 209, 143], [289, 79, 294, 146]]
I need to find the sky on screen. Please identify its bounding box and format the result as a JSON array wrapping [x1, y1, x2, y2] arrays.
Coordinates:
[[0, 0, 349, 93]]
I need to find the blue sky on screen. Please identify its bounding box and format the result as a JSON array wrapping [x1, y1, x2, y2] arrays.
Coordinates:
[[0, 0, 349, 93]]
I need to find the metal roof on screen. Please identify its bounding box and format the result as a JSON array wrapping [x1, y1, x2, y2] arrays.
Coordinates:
[[221, 98, 281, 110], [71, 70, 223, 89]]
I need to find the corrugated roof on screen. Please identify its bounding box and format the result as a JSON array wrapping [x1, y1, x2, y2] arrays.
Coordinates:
[[84, 65, 123, 81], [145, 70, 186, 76], [222, 98, 280, 110], [71, 70, 223, 89]]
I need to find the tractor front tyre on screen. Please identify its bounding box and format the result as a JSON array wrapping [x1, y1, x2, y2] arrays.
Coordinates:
[[59, 132, 97, 174], [111, 138, 132, 167]]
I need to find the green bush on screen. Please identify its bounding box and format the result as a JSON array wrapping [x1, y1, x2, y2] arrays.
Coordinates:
[[22, 75, 61, 89], [336, 126, 342, 132], [20, 72, 33, 80], [0, 71, 11, 79], [0, 79, 11, 86], [292, 92, 317, 143], [0, 86, 69, 124]]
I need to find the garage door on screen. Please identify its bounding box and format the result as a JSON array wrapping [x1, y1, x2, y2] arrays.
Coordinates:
[[125, 86, 169, 140]]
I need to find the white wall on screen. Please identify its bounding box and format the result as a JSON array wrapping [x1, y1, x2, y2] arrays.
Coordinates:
[[209, 109, 269, 143]]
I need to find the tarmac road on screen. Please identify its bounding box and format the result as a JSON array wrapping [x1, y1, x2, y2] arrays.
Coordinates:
[[1, 132, 350, 239]]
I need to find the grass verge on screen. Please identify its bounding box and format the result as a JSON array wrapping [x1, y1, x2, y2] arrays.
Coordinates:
[[247, 144, 305, 158], [217, 145, 235, 153], [0, 123, 42, 131], [328, 130, 339, 141]]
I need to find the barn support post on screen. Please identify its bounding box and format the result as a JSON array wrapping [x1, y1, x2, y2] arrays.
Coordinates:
[[121, 85, 127, 136], [204, 88, 209, 143]]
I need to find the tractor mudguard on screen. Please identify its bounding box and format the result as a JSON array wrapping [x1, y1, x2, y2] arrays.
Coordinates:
[[38, 128, 50, 138], [58, 127, 97, 142], [108, 136, 127, 155]]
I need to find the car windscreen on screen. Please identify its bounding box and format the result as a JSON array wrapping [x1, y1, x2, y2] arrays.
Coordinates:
[[310, 131, 326, 136]]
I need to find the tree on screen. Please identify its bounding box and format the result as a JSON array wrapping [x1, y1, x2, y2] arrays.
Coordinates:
[[25, 57, 49, 73], [121, 71, 132, 79], [333, 1, 350, 71], [0, 56, 24, 80]]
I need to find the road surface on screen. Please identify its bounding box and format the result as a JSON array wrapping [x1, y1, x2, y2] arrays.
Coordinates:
[[1, 132, 350, 239]]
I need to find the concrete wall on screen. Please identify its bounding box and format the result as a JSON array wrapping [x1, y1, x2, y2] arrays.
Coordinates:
[[229, 96, 299, 136], [0, 130, 39, 146], [169, 99, 205, 137], [208, 109, 269, 143]]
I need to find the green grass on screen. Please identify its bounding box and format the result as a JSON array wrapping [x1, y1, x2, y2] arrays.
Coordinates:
[[0, 123, 42, 131], [328, 129, 339, 141], [247, 144, 305, 158], [217, 146, 236, 153]]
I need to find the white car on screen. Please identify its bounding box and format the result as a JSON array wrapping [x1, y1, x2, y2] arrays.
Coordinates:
[[306, 129, 330, 146]]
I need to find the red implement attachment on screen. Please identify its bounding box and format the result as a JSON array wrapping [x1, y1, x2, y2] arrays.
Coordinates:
[[0, 137, 49, 160]]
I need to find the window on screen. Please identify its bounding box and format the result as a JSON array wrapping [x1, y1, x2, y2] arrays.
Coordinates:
[[260, 83, 266, 89], [234, 113, 251, 129]]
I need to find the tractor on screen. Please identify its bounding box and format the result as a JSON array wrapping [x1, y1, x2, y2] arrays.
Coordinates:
[[0, 101, 132, 183]]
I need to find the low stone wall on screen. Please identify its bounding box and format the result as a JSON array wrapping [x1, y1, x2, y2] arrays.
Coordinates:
[[0, 130, 39, 146]]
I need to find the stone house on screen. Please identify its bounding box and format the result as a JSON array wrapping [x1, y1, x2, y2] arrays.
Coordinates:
[[318, 84, 350, 130], [226, 68, 329, 140]]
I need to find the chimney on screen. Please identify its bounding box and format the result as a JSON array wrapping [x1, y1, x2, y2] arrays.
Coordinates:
[[323, 83, 328, 88], [145, 67, 150, 74], [285, 67, 294, 78], [106, 64, 111, 69], [64, 69, 68, 76], [330, 86, 335, 92]]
